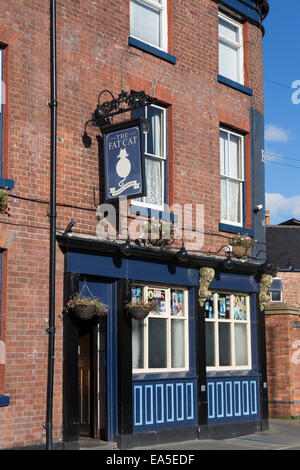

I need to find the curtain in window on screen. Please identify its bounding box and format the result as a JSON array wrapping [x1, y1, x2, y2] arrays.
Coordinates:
[[143, 156, 162, 206]]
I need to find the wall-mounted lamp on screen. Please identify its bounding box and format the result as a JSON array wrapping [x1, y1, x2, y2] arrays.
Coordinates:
[[176, 240, 188, 262], [63, 219, 76, 236], [119, 237, 132, 256], [254, 204, 263, 213], [223, 255, 234, 269]]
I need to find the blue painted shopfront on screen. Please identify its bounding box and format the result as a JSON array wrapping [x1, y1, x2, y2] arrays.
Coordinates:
[[67, 250, 261, 438]]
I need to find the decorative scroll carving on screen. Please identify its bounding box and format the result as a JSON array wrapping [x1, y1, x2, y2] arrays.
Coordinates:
[[199, 267, 215, 307], [259, 273, 273, 311]]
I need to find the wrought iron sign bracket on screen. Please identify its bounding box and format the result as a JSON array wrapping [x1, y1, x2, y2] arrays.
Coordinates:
[[83, 89, 158, 148]]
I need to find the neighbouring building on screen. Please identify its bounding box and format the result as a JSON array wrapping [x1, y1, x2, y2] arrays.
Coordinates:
[[0, 0, 270, 449], [265, 216, 300, 418]]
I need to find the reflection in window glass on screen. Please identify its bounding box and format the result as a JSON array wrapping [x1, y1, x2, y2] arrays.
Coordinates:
[[205, 322, 215, 367], [148, 318, 167, 368], [219, 322, 231, 366], [171, 320, 185, 368], [132, 318, 144, 369], [235, 323, 248, 366]]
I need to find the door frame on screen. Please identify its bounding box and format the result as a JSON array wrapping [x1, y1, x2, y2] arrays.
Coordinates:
[[63, 272, 119, 444]]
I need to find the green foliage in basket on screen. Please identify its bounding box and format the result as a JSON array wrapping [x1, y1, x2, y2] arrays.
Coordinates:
[[65, 294, 108, 316], [230, 234, 256, 248], [125, 300, 157, 311]]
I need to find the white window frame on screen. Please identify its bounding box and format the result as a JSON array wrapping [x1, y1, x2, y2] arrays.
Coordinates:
[[130, 0, 168, 52], [218, 12, 244, 85], [132, 285, 189, 373], [205, 292, 252, 371], [270, 277, 283, 303], [133, 104, 167, 211], [220, 127, 244, 227]]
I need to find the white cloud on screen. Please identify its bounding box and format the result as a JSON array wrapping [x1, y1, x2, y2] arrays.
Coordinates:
[[265, 124, 291, 143], [266, 193, 300, 223]]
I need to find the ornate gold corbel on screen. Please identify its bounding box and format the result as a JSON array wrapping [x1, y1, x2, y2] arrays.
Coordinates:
[[199, 267, 215, 307], [259, 273, 273, 311]]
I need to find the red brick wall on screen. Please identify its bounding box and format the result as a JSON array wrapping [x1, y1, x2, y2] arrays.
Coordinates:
[[0, 0, 265, 448], [265, 305, 300, 418]]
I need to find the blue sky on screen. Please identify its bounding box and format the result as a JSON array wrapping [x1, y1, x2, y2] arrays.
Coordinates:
[[263, 1, 300, 224]]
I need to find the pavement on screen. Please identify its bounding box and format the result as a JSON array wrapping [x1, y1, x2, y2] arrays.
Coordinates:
[[79, 419, 300, 451]]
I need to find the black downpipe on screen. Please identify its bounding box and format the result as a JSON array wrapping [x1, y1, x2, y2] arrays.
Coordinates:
[[46, 0, 57, 450]]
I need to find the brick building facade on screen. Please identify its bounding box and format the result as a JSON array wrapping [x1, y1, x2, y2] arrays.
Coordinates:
[[265, 218, 300, 418], [0, 0, 269, 449]]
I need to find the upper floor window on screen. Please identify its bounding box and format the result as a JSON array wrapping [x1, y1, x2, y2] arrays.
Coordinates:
[[134, 104, 167, 210], [220, 127, 244, 226], [219, 13, 244, 85], [132, 285, 189, 372], [130, 0, 167, 51], [205, 292, 252, 370], [269, 278, 282, 302]]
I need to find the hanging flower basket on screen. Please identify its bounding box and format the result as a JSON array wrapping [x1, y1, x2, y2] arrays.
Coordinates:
[[65, 293, 108, 321], [230, 234, 256, 259], [125, 301, 156, 320], [231, 245, 249, 259], [139, 218, 176, 247]]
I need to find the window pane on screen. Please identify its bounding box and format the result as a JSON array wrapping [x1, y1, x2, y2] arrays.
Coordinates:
[[228, 179, 241, 224], [217, 294, 231, 319], [171, 319, 185, 368], [171, 290, 184, 316], [206, 322, 215, 366], [219, 17, 239, 43], [132, 318, 144, 368], [219, 322, 231, 366], [148, 318, 167, 368], [235, 324, 248, 366], [229, 133, 240, 179], [148, 288, 167, 313], [219, 40, 239, 83], [270, 291, 281, 302], [147, 106, 163, 157], [204, 295, 214, 319], [142, 156, 163, 206], [271, 278, 282, 290], [131, 0, 161, 48], [220, 130, 228, 175], [233, 295, 247, 320], [221, 177, 227, 221], [132, 286, 143, 303]]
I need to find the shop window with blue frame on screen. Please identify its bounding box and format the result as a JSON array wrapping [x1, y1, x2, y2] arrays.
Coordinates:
[[131, 285, 189, 372], [220, 127, 244, 227], [205, 292, 252, 370], [132, 104, 167, 211], [269, 278, 282, 303]]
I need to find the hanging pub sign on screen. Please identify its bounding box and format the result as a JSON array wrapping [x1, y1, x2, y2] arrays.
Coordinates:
[[102, 118, 146, 201]]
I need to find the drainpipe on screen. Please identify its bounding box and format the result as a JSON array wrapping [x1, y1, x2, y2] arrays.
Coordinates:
[[46, 0, 57, 451]]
